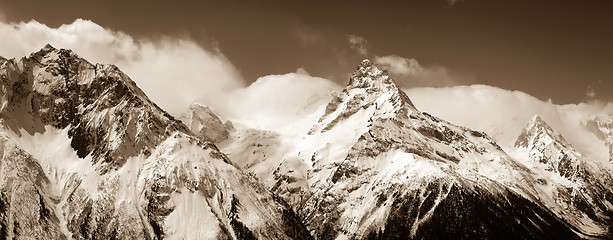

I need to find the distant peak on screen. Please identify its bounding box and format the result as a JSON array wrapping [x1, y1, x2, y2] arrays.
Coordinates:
[[188, 102, 218, 115], [188, 102, 207, 110], [526, 115, 555, 133], [33, 43, 60, 56], [530, 115, 545, 124], [310, 59, 418, 133], [349, 59, 392, 89], [526, 115, 549, 130], [41, 43, 56, 52], [31, 43, 82, 60], [515, 115, 570, 148], [181, 102, 230, 143], [346, 59, 416, 109]]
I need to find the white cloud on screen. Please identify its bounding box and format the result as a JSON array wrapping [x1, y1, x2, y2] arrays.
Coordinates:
[[347, 34, 369, 57], [586, 85, 597, 99], [375, 55, 469, 88], [0, 18, 342, 135], [0, 19, 245, 116], [205, 71, 341, 134], [405, 85, 613, 162], [291, 25, 324, 47]]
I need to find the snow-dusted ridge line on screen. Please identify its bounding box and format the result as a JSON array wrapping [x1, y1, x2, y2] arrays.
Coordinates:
[[0, 44, 312, 239], [221, 59, 610, 238], [513, 115, 613, 235]]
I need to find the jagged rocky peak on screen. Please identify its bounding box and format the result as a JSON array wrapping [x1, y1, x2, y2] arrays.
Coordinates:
[[515, 117, 613, 229], [347, 59, 416, 109], [515, 115, 570, 149], [29, 44, 91, 80], [26, 44, 146, 96], [0, 44, 188, 171], [0, 46, 313, 239], [180, 102, 233, 143], [310, 59, 418, 133], [514, 115, 584, 178], [347, 59, 388, 89]]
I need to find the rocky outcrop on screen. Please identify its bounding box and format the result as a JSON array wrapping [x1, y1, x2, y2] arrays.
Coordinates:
[[180, 102, 233, 143], [0, 137, 66, 239]]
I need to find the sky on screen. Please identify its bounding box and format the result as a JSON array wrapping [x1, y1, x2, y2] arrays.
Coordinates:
[[0, 0, 611, 104]]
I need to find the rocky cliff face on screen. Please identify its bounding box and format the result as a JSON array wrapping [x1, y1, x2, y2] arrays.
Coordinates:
[[0, 137, 66, 239], [0, 45, 311, 239], [0, 44, 188, 172]]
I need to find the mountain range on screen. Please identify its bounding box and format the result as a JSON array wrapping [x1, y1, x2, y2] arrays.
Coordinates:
[[0, 46, 612, 239]]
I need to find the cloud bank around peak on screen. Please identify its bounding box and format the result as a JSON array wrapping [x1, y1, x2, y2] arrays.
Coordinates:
[[405, 85, 613, 162], [0, 18, 342, 133], [0, 18, 245, 116], [204, 69, 341, 134]]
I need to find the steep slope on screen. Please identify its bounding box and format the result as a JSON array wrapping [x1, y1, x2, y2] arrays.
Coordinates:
[[0, 45, 311, 239], [0, 136, 66, 239], [262, 60, 583, 239], [515, 116, 613, 232]]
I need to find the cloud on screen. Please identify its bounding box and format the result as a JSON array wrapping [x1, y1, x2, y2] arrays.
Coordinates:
[[586, 85, 597, 99], [405, 85, 613, 162], [205, 70, 341, 134], [291, 24, 324, 47], [375, 55, 471, 88], [585, 80, 612, 102], [0, 18, 245, 116], [347, 34, 369, 57], [0, 18, 341, 135]]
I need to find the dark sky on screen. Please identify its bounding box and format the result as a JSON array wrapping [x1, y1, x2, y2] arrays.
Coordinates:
[[1, 0, 611, 103]]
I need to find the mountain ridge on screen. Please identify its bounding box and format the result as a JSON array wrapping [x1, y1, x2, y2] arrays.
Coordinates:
[[2, 46, 612, 239], [232, 59, 596, 239], [0, 44, 312, 239], [514, 115, 613, 233]]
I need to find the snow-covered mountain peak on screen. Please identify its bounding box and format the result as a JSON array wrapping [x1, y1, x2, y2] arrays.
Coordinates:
[[348, 59, 409, 101], [309, 60, 417, 133], [29, 44, 84, 69], [34, 43, 60, 56], [0, 47, 313, 239], [515, 115, 570, 149], [0, 45, 188, 171], [514, 116, 613, 229], [514, 115, 583, 174]]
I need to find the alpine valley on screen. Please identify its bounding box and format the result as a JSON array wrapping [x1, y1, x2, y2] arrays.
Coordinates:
[[1, 46, 612, 239]]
